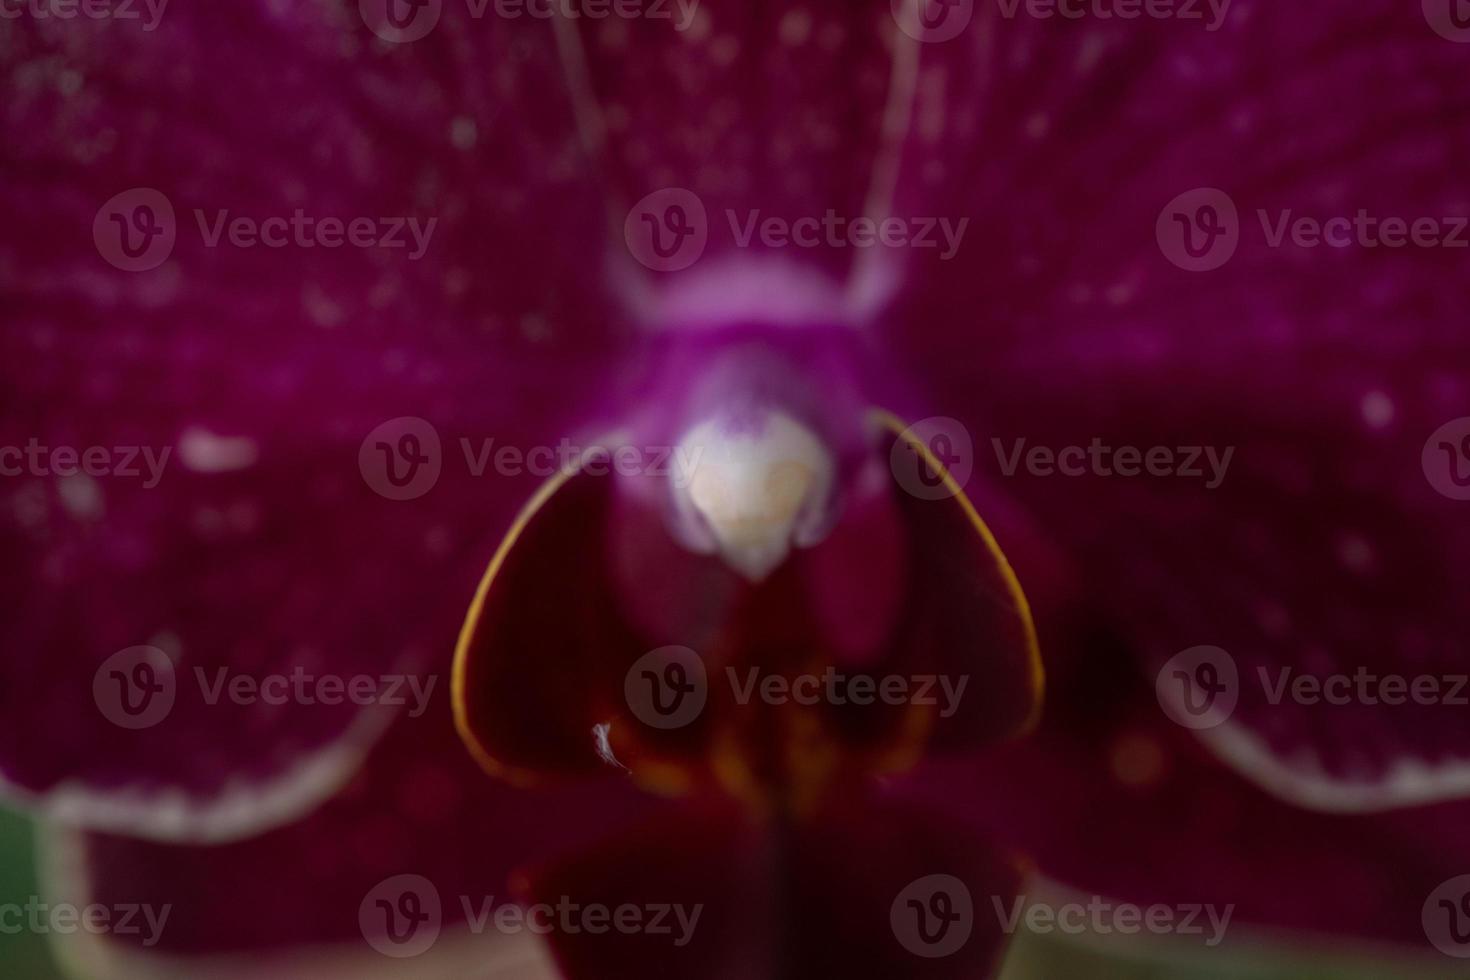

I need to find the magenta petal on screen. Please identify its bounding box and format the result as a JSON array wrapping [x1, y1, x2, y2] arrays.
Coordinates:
[[973, 371, 1470, 808], [1, 5, 623, 838], [884, 1, 1470, 805], [49, 708, 648, 974], [888, 2, 1469, 345], [916, 645, 1470, 950], [566, 2, 896, 289]]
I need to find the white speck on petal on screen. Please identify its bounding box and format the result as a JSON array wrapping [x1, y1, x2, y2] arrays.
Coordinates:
[[179, 427, 259, 473], [1336, 533, 1375, 575], [1360, 390, 1395, 430], [449, 116, 477, 151], [779, 10, 812, 46], [58, 474, 103, 520]]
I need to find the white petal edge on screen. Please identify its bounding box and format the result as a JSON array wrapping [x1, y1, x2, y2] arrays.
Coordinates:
[[0, 706, 393, 845], [1201, 720, 1470, 813]]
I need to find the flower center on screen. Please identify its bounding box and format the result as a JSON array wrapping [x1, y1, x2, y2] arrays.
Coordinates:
[[671, 412, 835, 581]]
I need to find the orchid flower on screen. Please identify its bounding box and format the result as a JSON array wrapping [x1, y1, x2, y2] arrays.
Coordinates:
[[3, 1, 1470, 978]]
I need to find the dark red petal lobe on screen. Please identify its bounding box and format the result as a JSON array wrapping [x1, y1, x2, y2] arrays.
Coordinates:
[[869, 411, 1042, 752], [54, 707, 650, 974], [521, 792, 1024, 980], [912, 631, 1470, 950], [454, 461, 654, 785], [1, 5, 620, 837], [882, 1, 1470, 805]]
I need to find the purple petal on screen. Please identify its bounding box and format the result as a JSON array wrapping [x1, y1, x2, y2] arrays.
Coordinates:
[[45, 707, 649, 975], [1, 5, 620, 838], [561, 1, 898, 293], [883, 1, 1470, 805], [910, 638, 1470, 950]]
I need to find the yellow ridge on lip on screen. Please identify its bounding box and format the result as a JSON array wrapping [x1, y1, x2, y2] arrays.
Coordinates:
[[869, 407, 1046, 736], [451, 454, 589, 786]]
